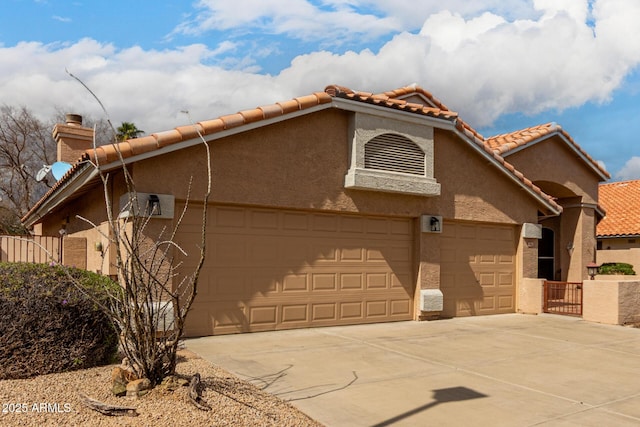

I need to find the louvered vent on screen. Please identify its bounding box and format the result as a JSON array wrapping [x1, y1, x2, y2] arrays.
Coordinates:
[[364, 133, 425, 176]]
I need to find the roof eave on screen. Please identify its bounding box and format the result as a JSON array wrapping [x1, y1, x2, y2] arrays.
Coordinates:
[[22, 163, 100, 228]]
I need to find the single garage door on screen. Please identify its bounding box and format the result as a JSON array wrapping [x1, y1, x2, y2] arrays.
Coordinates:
[[181, 206, 415, 336], [440, 221, 516, 317]]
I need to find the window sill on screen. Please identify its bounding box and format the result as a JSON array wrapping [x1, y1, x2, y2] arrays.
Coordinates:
[[344, 168, 440, 196]]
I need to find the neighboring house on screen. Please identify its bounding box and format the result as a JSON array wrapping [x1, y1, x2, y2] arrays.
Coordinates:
[[597, 180, 640, 269], [22, 84, 609, 336]]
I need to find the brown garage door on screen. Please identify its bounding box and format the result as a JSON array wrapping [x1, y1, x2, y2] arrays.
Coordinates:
[[180, 206, 415, 336], [440, 221, 516, 317]]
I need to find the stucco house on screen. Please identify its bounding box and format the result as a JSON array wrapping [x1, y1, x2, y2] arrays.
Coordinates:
[[22, 84, 609, 336], [597, 179, 640, 269]]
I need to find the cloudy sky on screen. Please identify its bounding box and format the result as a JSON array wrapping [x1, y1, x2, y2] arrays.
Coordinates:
[[1, 0, 639, 181]]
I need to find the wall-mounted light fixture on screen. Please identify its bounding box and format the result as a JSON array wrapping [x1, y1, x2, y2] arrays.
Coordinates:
[[148, 194, 161, 216], [421, 215, 443, 233], [586, 262, 600, 280], [94, 241, 103, 253]]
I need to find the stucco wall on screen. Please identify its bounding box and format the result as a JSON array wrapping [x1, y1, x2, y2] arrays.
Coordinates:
[[599, 238, 640, 251], [597, 248, 640, 270], [131, 111, 541, 226], [504, 137, 600, 204], [518, 278, 544, 314], [583, 279, 640, 325]]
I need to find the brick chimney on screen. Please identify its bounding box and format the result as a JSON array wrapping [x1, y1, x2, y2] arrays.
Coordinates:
[[53, 114, 94, 163]]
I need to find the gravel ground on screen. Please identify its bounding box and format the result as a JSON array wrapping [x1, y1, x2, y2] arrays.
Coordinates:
[[0, 350, 322, 426]]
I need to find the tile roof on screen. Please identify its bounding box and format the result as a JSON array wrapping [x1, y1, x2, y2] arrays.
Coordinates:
[[597, 180, 640, 237], [485, 123, 610, 179], [325, 84, 458, 121], [24, 84, 567, 224]]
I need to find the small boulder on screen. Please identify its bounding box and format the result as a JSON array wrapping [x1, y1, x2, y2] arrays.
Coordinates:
[[126, 378, 151, 398], [159, 375, 190, 392], [111, 367, 137, 397]]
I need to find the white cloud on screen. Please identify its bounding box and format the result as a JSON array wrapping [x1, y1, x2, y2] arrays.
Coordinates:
[[0, 0, 639, 145], [615, 157, 640, 181], [52, 15, 72, 23], [172, 0, 401, 42]]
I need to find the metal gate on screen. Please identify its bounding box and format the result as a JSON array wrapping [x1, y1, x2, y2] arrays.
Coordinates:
[[543, 281, 583, 316]]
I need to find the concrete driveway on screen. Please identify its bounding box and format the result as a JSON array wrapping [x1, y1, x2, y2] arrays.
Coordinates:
[[186, 314, 640, 426]]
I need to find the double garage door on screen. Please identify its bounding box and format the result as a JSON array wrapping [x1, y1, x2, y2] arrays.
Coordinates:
[[182, 206, 415, 336]]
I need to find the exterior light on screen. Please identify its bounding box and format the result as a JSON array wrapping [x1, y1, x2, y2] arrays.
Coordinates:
[[586, 262, 600, 280], [148, 194, 161, 216]]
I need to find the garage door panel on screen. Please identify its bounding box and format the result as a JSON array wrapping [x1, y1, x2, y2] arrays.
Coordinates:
[[250, 306, 278, 325], [390, 299, 412, 316], [366, 273, 387, 289], [367, 301, 389, 317], [216, 207, 246, 227], [341, 273, 364, 290], [250, 210, 279, 229], [313, 214, 338, 232], [183, 206, 414, 336], [340, 302, 364, 319], [312, 303, 337, 321], [282, 274, 308, 292], [341, 247, 364, 261], [312, 273, 337, 291]]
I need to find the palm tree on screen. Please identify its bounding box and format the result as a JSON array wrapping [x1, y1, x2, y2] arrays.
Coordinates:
[[116, 122, 144, 141]]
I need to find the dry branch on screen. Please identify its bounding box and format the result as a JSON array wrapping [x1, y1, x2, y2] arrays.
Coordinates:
[[188, 373, 212, 411], [78, 391, 138, 417]]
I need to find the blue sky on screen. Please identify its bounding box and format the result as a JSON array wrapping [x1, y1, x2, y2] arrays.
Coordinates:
[[1, 0, 639, 181]]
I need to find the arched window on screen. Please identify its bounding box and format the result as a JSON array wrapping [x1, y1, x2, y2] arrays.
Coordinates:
[[364, 133, 425, 176]]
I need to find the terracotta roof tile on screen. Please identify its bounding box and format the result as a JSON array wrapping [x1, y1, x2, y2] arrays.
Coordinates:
[[597, 180, 640, 237], [175, 124, 204, 141], [326, 84, 459, 122], [199, 118, 225, 134], [258, 104, 284, 120], [277, 99, 303, 114], [154, 129, 183, 148], [129, 135, 159, 156]]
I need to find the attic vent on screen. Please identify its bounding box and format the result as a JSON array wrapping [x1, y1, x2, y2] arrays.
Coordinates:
[[364, 133, 425, 176]]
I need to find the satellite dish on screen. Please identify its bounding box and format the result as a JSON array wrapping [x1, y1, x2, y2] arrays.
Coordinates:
[[36, 165, 52, 182], [51, 162, 72, 181]]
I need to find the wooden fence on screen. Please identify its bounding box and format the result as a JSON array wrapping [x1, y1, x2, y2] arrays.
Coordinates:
[[0, 235, 61, 264]]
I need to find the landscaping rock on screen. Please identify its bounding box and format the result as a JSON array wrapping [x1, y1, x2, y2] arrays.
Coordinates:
[[159, 375, 189, 392], [126, 378, 151, 398]]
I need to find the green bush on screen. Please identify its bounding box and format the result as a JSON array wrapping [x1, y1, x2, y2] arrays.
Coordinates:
[[0, 262, 121, 379], [598, 262, 636, 275]]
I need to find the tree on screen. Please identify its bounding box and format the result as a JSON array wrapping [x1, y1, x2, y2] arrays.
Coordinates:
[[0, 106, 112, 234], [116, 122, 144, 141], [0, 106, 56, 234]]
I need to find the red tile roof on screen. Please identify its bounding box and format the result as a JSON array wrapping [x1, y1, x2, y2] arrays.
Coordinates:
[[597, 180, 640, 237], [485, 123, 610, 179], [24, 84, 570, 224]]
